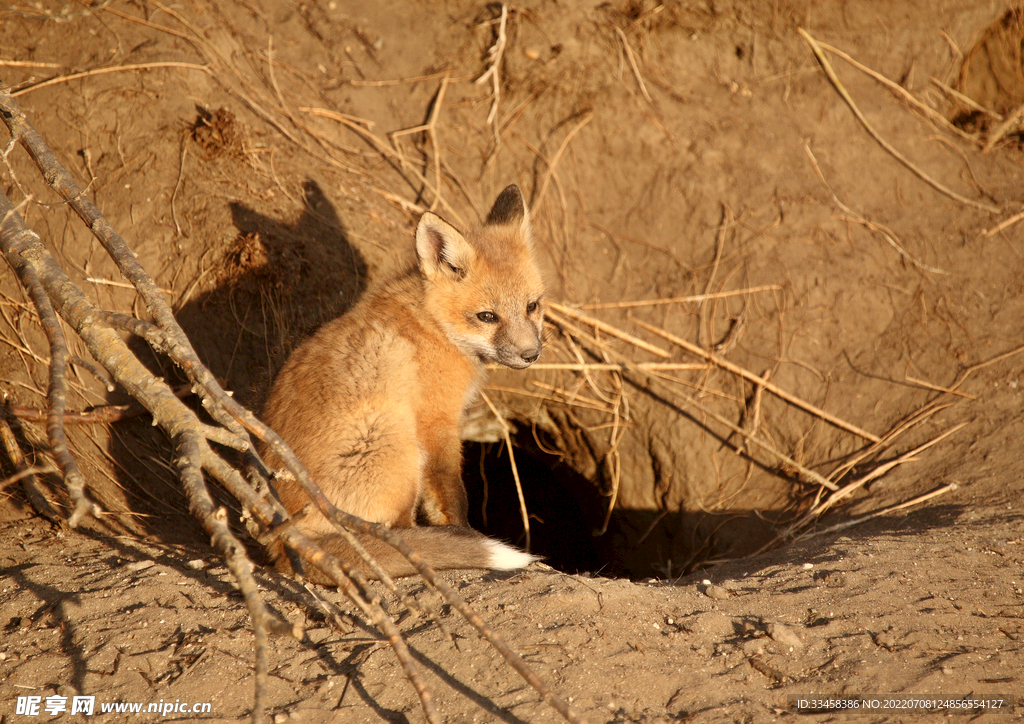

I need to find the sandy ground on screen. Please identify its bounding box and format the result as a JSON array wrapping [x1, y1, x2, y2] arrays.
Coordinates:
[[1, 0, 1023, 721]]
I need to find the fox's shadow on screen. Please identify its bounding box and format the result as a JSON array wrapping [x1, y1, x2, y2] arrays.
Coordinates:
[[181, 178, 366, 408], [112, 179, 367, 543]]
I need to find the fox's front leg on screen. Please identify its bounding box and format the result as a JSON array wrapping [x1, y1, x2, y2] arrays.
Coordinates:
[[419, 434, 469, 526]]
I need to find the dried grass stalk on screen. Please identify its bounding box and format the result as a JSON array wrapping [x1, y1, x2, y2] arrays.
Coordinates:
[[628, 317, 881, 443], [545, 312, 841, 492]]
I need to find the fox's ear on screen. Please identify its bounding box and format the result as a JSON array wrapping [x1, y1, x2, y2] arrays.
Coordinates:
[[416, 212, 475, 280], [486, 184, 527, 227]]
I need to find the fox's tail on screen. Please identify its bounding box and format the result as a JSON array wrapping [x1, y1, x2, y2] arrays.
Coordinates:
[[271, 526, 538, 584]]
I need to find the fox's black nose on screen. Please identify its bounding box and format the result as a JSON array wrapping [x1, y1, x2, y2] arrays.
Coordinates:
[[521, 348, 540, 364]]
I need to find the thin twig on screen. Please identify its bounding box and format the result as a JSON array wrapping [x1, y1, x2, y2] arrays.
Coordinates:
[[389, 75, 450, 212], [562, 331, 619, 407], [10, 402, 143, 424], [929, 76, 1001, 119], [823, 401, 953, 491], [170, 136, 186, 237], [512, 362, 707, 371], [903, 373, 976, 399], [480, 391, 530, 551], [799, 28, 1000, 214], [488, 384, 617, 414], [732, 369, 769, 455], [804, 144, 946, 274], [613, 26, 652, 103], [12, 62, 212, 97], [0, 465, 56, 490], [594, 377, 626, 536], [944, 342, 1024, 394], [0, 408, 58, 519], [982, 102, 1024, 154], [0, 60, 62, 68], [629, 316, 881, 443], [547, 302, 669, 358], [762, 421, 969, 554], [980, 208, 1024, 238], [581, 285, 782, 309], [794, 482, 959, 541], [813, 40, 979, 145], [86, 277, 174, 294], [475, 3, 508, 126], [530, 378, 615, 411], [265, 36, 305, 145], [814, 421, 967, 516], [351, 70, 460, 87], [699, 205, 730, 348], [534, 113, 593, 209]]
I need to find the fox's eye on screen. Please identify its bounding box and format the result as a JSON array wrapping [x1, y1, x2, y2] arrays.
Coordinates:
[[477, 311, 497, 323], [446, 261, 462, 275], [526, 301, 538, 313]]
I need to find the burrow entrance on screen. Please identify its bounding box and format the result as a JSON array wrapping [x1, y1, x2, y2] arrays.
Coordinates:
[[462, 426, 782, 581], [463, 436, 605, 576]]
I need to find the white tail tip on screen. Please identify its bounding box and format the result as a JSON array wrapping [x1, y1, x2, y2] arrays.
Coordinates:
[[484, 538, 540, 570]]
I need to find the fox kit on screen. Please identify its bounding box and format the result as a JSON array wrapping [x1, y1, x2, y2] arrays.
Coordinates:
[[261, 185, 544, 582]]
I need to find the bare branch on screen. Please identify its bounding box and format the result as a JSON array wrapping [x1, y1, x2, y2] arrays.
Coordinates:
[[200, 450, 442, 724], [0, 181, 287, 724], [0, 405, 59, 519], [177, 432, 293, 724], [0, 195, 98, 525], [0, 83, 578, 724], [241, 421, 581, 723]]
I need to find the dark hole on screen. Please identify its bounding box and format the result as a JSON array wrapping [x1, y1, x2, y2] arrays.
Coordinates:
[[463, 431, 606, 575], [463, 426, 783, 581]]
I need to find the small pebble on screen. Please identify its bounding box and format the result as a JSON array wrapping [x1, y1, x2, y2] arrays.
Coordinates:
[[126, 560, 155, 572], [704, 584, 731, 600], [873, 631, 897, 649], [766, 622, 803, 649]]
